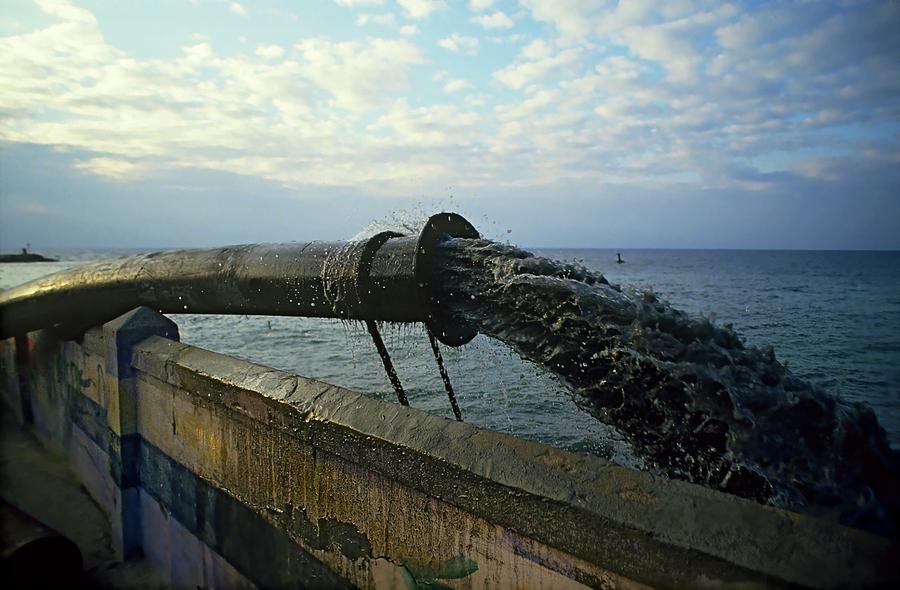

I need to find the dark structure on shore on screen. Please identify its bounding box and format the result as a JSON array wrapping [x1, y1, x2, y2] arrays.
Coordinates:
[[0, 247, 56, 263]]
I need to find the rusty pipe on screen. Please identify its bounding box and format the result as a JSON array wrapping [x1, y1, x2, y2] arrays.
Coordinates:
[[0, 213, 480, 345]]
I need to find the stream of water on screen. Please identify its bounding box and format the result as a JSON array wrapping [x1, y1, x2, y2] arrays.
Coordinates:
[[433, 238, 899, 535]]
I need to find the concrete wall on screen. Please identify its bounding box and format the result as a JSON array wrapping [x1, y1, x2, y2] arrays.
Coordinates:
[[1, 307, 897, 589]]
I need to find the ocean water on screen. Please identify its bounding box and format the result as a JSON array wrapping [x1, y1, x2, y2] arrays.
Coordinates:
[[2, 247, 898, 456]]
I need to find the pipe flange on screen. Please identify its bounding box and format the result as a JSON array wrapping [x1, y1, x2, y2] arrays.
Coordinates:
[[415, 212, 480, 346]]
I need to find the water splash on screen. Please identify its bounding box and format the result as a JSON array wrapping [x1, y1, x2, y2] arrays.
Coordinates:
[[434, 238, 899, 535], [347, 209, 429, 242]]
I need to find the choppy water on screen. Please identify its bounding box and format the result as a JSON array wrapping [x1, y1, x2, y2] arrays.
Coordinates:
[[2, 247, 898, 465]]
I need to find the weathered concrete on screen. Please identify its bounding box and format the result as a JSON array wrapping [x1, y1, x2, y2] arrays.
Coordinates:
[[1, 306, 898, 589], [0, 403, 168, 588], [0, 404, 111, 572]]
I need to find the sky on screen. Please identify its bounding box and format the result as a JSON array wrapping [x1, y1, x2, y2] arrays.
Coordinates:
[[1, 0, 898, 249]]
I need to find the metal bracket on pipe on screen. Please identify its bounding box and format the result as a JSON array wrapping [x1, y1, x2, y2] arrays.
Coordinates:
[[322, 231, 402, 320]]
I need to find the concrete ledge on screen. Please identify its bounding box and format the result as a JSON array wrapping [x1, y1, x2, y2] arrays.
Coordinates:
[[131, 334, 899, 588]]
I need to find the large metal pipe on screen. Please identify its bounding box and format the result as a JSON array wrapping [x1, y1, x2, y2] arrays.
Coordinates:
[[0, 501, 83, 586], [0, 213, 480, 345]]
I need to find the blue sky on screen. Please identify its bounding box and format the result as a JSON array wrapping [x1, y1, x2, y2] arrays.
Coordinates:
[[1, 0, 898, 249]]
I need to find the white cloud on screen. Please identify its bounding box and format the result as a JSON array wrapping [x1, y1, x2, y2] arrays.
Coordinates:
[[254, 44, 284, 60], [468, 0, 494, 11], [519, 0, 604, 40], [33, 0, 96, 25], [521, 39, 552, 60], [443, 78, 471, 93], [369, 100, 485, 149], [73, 157, 146, 180], [397, 0, 446, 20], [488, 33, 527, 44], [183, 41, 214, 62], [228, 2, 247, 17], [464, 93, 486, 107], [470, 11, 513, 29], [334, 0, 383, 6], [437, 33, 479, 56], [293, 38, 425, 110], [593, 55, 646, 83], [356, 13, 397, 27], [0, 4, 430, 190], [399, 24, 420, 35], [2, 0, 898, 199], [616, 5, 737, 84], [494, 46, 583, 89], [496, 88, 561, 120]]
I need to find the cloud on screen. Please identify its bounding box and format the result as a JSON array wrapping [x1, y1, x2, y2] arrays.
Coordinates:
[[518, 0, 603, 41], [616, 5, 738, 84], [592, 55, 647, 84], [1, 0, 897, 225], [488, 33, 527, 45], [0, 4, 431, 189], [437, 33, 479, 56], [254, 44, 284, 59], [292, 38, 425, 110], [33, 0, 96, 24], [468, 0, 494, 11], [399, 24, 419, 35], [443, 78, 472, 93], [73, 157, 146, 180], [503, 87, 560, 113], [228, 2, 247, 17], [493, 45, 583, 89], [397, 0, 446, 20], [470, 11, 513, 29], [368, 100, 485, 150], [334, 0, 383, 6], [356, 13, 397, 27], [521, 39, 551, 59]]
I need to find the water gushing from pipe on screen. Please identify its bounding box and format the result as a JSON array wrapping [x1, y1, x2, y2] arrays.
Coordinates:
[[433, 237, 899, 535]]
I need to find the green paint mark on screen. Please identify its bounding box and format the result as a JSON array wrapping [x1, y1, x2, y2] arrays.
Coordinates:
[[401, 555, 479, 590]]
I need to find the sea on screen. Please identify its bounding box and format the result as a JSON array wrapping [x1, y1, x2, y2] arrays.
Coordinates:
[[2, 247, 898, 455]]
